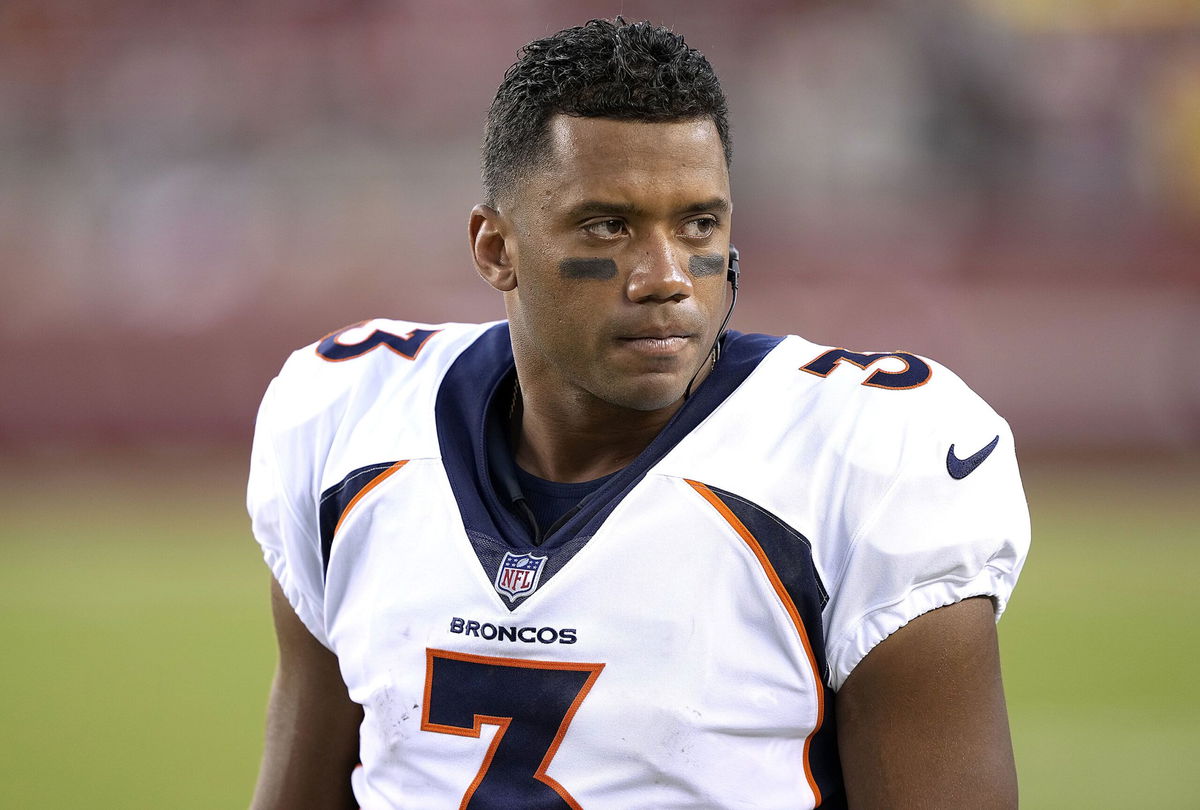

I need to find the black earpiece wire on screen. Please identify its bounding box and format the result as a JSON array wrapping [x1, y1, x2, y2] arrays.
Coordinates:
[[684, 244, 739, 400]]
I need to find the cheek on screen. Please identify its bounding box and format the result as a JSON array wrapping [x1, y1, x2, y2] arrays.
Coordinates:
[[518, 258, 616, 332], [513, 276, 594, 350], [695, 274, 729, 315]]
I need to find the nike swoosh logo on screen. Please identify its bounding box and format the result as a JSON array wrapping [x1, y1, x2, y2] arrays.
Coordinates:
[[946, 435, 1000, 480]]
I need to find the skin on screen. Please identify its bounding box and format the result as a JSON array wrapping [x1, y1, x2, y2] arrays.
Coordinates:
[[469, 115, 733, 482], [837, 597, 1018, 808], [250, 579, 361, 810], [252, 114, 1018, 808]]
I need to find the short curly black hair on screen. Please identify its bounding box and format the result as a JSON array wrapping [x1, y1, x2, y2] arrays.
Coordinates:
[[482, 18, 731, 206]]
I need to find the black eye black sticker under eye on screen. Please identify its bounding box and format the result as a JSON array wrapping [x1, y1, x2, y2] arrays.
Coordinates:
[[559, 257, 618, 280], [688, 254, 724, 277]]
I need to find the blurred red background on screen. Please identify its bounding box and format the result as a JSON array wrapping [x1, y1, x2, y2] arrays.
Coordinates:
[[2, 0, 1198, 453]]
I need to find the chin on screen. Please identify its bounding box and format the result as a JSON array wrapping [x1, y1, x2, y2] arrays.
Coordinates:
[[599, 376, 689, 412]]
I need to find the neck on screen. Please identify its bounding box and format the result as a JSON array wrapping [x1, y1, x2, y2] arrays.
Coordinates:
[[510, 379, 687, 484]]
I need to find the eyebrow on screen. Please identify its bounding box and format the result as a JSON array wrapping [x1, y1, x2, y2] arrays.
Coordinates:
[[679, 197, 732, 216], [563, 197, 731, 222]]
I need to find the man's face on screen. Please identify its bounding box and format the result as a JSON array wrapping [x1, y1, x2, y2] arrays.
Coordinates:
[[500, 115, 732, 413]]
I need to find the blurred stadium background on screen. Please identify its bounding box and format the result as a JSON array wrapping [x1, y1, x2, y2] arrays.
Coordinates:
[[1, 1, 1197, 807]]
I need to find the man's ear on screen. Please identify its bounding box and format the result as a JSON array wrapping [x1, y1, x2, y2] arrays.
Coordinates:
[[469, 204, 517, 292]]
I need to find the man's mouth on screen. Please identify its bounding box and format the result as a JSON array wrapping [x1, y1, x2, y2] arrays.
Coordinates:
[[617, 332, 692, 355]]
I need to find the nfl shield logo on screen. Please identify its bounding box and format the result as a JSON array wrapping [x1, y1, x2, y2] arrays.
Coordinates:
[[494, 551, 548, 602]]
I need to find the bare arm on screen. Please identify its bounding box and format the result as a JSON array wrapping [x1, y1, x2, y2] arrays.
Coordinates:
[[250, 577, 363, 810], [836, 596, 1017, 809]]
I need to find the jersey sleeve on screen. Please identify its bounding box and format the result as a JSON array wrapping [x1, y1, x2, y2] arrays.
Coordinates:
[[245, 317, 475, 651], [246, 371, 331, 649], [821, 377, 1031, 691]]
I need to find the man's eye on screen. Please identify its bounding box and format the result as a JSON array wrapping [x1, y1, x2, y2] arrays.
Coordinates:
[[583, 219, 625, 238], [682, 218, 717, 239]]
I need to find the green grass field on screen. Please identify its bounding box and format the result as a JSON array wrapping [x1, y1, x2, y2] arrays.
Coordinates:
[[1, 449, 1197, 808]]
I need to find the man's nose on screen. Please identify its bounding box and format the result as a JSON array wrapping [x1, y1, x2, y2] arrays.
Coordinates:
[[625, 235, 693, 303]]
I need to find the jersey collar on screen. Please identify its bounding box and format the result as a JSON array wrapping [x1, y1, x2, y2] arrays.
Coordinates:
[[435, 323, 782, 555]]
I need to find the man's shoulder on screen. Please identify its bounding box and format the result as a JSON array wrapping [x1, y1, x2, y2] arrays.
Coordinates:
[[267, 318, 499, 416], [254, 318, 504, 468], [660, 335, 1026, 634], [745, 333, 1007, 438], [786, 336, 1010, 488], [661, 333, 1012, 501]]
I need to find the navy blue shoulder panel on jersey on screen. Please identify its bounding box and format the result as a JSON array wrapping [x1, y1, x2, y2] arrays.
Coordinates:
[[700, 484, 844, 807], [434, 323, 783, 609], [319, 460, 402, 577], [705, 486, 830, 616]]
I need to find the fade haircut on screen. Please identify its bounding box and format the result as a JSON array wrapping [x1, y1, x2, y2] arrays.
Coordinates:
[[482, 18, 731, 207]]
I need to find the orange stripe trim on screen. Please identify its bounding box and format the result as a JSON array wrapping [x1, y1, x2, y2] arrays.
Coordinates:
[[332, 460, 409, 538], [685, 479, 825, 806]]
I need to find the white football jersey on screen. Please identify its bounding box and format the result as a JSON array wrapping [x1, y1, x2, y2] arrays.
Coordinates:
[[248, 318, 1029, 810]]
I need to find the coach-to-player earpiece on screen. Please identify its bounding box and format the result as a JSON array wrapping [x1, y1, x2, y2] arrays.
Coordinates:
[[707, 244, 741, 369], [717, 243, 739, 347], [686, 243, 741, 398]]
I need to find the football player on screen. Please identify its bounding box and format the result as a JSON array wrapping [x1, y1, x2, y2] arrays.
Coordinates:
[[248, 18, 1028, 809]]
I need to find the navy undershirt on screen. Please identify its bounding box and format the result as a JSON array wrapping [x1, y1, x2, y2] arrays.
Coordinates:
[[512, 464, 617, 539], [486, 373, 618, 543]]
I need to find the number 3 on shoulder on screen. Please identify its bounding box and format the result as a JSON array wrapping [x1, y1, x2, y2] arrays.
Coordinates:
[[800, 348, 931, 390], [316, 323, 441, 362]]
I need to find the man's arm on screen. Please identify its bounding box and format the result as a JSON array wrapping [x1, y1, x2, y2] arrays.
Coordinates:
[[250, 577, 363, 810], [835, 596, 1017, 809]]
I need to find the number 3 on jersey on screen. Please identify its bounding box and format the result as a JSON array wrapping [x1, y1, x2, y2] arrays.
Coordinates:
[[423, 649, 605, 810], [316, 322, 440, 362], [800, 348, 931, 390]]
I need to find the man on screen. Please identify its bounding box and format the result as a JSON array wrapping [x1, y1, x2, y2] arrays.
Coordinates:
[[248, 19, 1029, 810]]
